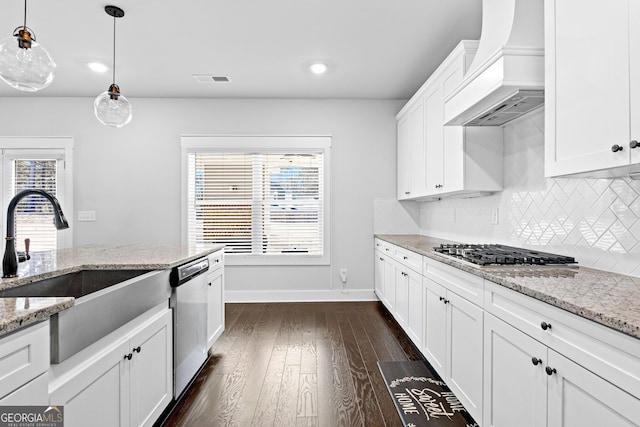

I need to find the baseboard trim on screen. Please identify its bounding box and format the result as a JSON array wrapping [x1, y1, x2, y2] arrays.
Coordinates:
[[225, 289, 377, 303]]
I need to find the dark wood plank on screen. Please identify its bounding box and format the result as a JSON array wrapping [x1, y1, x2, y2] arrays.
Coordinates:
[[162, 301, 424, 427]]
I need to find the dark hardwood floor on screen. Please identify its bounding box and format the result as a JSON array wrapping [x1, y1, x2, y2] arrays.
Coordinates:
[[162, 301, 423, 427]]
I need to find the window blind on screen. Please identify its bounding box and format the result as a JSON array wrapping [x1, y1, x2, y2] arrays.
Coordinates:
[[12, 159, 59, 252], [187, 151, 324, 256]]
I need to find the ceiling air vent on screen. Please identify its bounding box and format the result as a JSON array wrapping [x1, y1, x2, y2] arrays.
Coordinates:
[[192, 75, 231, 83]]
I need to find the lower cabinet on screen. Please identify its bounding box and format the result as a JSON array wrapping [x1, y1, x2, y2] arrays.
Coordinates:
[[0, 321, 49, 405], [484, 313, 640, 427], [49, 306, 172, 427], [207, 250, 225, 349], [423, 276, 484, 423]]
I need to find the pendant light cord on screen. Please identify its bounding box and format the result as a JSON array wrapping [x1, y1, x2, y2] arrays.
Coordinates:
[[23, 0, 27, 30], [112, 13, 116, 85]]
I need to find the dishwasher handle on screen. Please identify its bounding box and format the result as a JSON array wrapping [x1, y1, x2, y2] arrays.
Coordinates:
[[170, 257, 209, 287]]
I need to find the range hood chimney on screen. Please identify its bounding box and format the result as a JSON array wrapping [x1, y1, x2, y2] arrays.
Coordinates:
[[444, 0, 544, 126]]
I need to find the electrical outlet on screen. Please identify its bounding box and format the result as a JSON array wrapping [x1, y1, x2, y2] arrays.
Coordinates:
[[451, 208, 456, 223], [339, 268, 347, 283], [491, 208, 499, 225]]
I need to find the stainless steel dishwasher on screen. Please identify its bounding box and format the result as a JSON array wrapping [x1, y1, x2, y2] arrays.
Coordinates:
[[170, 256, 209, 399]]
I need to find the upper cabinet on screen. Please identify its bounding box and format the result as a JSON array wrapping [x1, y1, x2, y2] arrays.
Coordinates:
[[545, 0, 640, 178], [396, 40, 503, 201]]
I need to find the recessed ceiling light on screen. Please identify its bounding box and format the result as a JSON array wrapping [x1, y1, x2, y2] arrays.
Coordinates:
[[310, 62, 328, 75], [87, 61, 108, 73]]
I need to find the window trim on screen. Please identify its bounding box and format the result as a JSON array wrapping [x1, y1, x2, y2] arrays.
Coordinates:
[[181, 135, 331, 266], [0, 137, 74, 249]]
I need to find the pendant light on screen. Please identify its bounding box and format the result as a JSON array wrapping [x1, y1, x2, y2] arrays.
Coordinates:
[[0, 0, 56, 92], [94, 5, 132, 128]]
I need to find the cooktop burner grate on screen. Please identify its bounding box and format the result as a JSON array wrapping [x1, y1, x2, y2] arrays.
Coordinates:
[[433, 244, 577, 266]]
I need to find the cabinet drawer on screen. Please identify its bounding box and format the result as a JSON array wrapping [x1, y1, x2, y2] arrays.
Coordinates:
[[0, 321, 49, 399], [423, 257, 484, 306], [394, 246, 423, 274], [375, 239, 394, 256], [207, 250, 224, 273], [485, 280, 640, 399]]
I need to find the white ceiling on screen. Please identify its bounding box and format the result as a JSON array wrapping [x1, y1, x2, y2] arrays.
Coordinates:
[[0, 0, 482, 99]]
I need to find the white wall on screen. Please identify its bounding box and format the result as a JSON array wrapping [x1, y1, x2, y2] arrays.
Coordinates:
[[0, 97, 402, 300], [419, 108, 640, 277]]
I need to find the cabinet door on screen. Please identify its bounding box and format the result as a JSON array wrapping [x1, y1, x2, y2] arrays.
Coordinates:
[[394, 267, 409, 328], [631, 0, 640, 165], [423, 278, 447, 377], [129, 309, 173, 427], [406, 272, 423, 349], [397, 102, 425, 199], [483, 314, 547, 427], [207, 268, 225, 348], [545, 0, 631, 176], [383, 257, 396, 312], [547, 349, 640, 427], [374, 253, 385, 301], [425, 83, 444, 194], [446, 291, 484, 423], [50, 340, 130, 427]]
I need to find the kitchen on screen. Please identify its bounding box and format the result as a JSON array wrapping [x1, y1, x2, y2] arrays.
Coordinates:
[[1, 0, 640, 426]]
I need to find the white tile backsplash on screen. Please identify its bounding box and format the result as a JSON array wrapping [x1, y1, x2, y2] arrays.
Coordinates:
[[419, 109, 640, 277]]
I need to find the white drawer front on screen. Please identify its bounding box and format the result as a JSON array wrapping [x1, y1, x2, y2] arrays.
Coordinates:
[[394, 246, 423, 275], [375, 238, 393, 256], [423, 258, 484, 306], [207, 250, 224, 273], [485, 280, 640, 399], [0, 321, 49, 399]]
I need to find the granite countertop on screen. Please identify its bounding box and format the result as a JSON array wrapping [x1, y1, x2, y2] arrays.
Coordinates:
[[0, 297, 74, 336], [376, 234, 640, 340], [0, 243, 224, 336]]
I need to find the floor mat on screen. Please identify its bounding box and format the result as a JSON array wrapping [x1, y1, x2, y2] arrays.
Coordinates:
[[377, 360, 479, 427]]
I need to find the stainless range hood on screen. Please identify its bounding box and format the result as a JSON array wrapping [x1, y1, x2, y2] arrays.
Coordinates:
[[444, 0, 545, 126]]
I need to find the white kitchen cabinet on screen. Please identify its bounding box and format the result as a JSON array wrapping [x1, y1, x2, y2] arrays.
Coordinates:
[[483, 313, 548, 427], [423, 275, 484, 423], [545, 0, 640, 178], [50, 304, 172, 427], [382, 255, 396, 312], [0, 320, 49, 404], [396, 40, 503, 201], [397, 101, 425, 199], [406, 270, 423, 349], [484, 313, 640, 427], [423, 277, 447, 375], [374, 251, 385, 300], [207, 250, 225, 349], [394, 267, 409, 328]]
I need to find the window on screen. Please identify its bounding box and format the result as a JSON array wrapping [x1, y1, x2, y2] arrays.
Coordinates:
[[182, 136, 330, 265], [0, 138, 73, 252]]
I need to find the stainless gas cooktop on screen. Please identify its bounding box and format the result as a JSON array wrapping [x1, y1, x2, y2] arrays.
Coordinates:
[[433, 244, 577, 267]]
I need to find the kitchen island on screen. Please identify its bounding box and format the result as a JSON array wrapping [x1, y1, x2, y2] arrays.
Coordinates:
[[0, 243, 224, 336]]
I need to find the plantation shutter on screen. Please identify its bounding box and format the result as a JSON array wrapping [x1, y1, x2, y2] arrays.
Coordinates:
[[187, 151, 324, 257], [4, 151, 64, 252]]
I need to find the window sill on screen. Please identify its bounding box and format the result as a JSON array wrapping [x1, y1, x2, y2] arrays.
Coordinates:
[[224, 254, 329, 266]]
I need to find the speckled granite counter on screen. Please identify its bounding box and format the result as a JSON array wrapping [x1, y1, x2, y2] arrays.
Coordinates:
[[0, 243, 224, 336], [376, 234, 640, 339], [0, 297, 74, 336]]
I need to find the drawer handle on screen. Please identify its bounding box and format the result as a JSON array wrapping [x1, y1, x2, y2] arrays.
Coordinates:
[[443, 299, 449, 304], [379, 257, 384, 261], [403, 256, 408, 260], [208, 282, 212, 286], [531, 357, 542, 366], [612, 144, 624, 153], [631, 140, 640, 149], [540, 321, 552, 331], [133, 346, 141, 353], [545, 366, 557, 376], [405, 191, 411, 195], [401, 272, 408, 277], [385, 248, 390, 252], [439, 296, 445, 301], [124, 353, 133, 361]]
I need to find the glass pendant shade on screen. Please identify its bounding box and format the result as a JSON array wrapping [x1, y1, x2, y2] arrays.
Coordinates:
[[0, 30, 55, 92], [94, 84, 132, 128]]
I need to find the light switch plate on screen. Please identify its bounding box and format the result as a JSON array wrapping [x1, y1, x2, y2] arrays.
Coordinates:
[[78, 211, 96, 222]]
